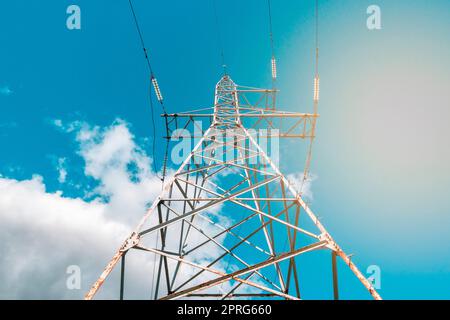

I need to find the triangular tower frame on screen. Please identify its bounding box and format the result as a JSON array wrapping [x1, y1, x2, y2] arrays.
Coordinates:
[[85, 75, 381, 300]]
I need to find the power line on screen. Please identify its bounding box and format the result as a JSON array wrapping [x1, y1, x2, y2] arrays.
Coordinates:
[[267, 0, 277, 111], [88, 1, 382, 302], [128, 0, 167, 115], [127, 0, 168, 298], [212, 0, 227, 74], [267, 0, 275, 57], [299, 0, 320, 197], [128, 0, 154, 75], [315, 0, 319, 78], [127, 0, 170, 184]]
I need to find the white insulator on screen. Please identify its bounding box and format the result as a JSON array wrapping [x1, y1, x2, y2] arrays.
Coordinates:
[[152, 77, 163, 102], [271, 57, 277, 80], [314, 76, 320, 102]]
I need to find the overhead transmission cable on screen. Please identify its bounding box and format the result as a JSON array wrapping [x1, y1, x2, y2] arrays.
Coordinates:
[[267, 0, 277, 111], [128, 0, 170, 298], [299, 0, 320, 197], [212, 0, 227, 74], [128, 0, 170, 184]]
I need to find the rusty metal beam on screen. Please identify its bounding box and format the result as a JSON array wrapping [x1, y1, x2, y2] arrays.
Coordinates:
[[160, 241, 327, 300]]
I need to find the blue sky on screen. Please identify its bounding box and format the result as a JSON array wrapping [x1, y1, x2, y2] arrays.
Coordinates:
[[1, 0, 450, 299]]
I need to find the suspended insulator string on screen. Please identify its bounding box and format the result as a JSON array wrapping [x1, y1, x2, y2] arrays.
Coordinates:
[[299, 0, 320, 197], [155, 79, 169, 184], [128, 0, 170, 183], [212, 0, 227, 74], [267, 0, 277, 111], [150, 74, 169, 183], [314, 76, 320, 102], [271, 57, 277, 80], [128, 0, 167, 113], [162, 138, 169, 180], [313, 0, 320, 106], [130, 0, 167, 181], [128, 1, 168, 293], [128, 0, 159, 176], [152, 77, 163, 102], [148, 83, 162, 180], [267, 0, 277, 82]]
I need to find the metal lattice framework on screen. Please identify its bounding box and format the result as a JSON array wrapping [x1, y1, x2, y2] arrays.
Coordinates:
[[85, 75, 381, 300]]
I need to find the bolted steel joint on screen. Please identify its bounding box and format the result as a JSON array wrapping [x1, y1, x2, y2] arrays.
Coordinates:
[[120, 233, 140, 252]]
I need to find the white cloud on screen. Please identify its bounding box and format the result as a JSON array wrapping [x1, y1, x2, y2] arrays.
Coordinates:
[[0, 119, 248, 299], [52, 119, 85, 134], [73, 120, 162, 225], [287, 172, 317, 202], [0, 119, 161, 299], [57, 158, 67, 184], [52, 119, 63, 128], [0, 175, 129, 299]]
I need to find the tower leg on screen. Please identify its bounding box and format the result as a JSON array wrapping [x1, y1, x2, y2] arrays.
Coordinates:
[[332, 251, 339, 300], [120, 252, 126, 300]]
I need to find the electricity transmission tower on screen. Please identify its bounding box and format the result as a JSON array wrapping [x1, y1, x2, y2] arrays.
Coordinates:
[[85, 75, 381, 300]]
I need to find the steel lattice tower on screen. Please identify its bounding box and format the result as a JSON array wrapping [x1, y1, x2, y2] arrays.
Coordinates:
[[85, 75, 381, 300]]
